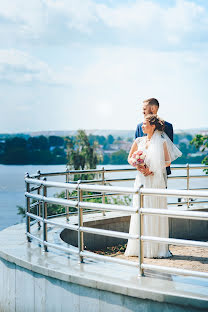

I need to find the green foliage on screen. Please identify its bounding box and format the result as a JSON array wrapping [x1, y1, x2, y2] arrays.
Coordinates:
[[190, 134, 208, 173], [88, 134, 107, 146], [17, 190, 77, 219], [65, 130, 101, 180], [110, 150, 128, 164], [18, 190, 132, 218], [107, 134, 114, 144], [0, 135, 67, 164]]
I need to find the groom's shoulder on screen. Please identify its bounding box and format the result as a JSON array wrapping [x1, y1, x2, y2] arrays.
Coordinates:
[[164, 120, 173, 129], [135, 122, 143, 131], [136, 121, 142, 127]]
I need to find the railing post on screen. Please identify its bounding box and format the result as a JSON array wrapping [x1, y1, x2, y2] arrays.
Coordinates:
[[66, 173, 69, 221], [37, 170, 41, 229], [187, 163, 190, 208], [138, 185, 144, 277], [102, 167, 106, 216], [25, 172, 31, 242], [77, 181, 84, 263], [42, 177, 48, 252]]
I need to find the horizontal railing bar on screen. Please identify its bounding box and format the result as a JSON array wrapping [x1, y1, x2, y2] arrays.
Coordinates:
[[68, 193, 118, 200], [30, 201, 40, 209], [80, 250, 138, 267], [80, 226, 138, 240], [141, 263, 208, 279], [104, 178, 135, 183], [45, 219, 78, 231], [43, 241, 79, 255], [30, 185, 42, 192], [48, 213, 68, 219], [140, 208, 208, 220], [25, 178, 78, 190], [27, 232, 42, 243], [25, 177, 138, 194], [29, 173, 42, 178], [74, 178, 136, 184], [168, 200, 208, 206], [27, 212, 42, 222], [25, 192, 136, 213], [25, 192, 78, 207], [141, 188, 208, 198], [79, 184, 137, 194], [141, 235, 208, 248], [72, 179, 104, 184], [25, 179, 208, 199], [188, 188, 208, 191], [168, 175, 208, 180], [26, 212, 79, 231], [168, 176, 190, 180], [68, 175, 208, 184], [32, 165, 208, 178], [79, 201, 136, 213]]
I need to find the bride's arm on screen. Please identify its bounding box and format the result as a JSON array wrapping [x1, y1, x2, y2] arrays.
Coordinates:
[[163, 141, 171, 167], [128, 141, 137, 166]]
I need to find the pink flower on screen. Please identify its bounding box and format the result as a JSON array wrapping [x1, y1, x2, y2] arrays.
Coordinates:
[[130, 150, 145, 167]]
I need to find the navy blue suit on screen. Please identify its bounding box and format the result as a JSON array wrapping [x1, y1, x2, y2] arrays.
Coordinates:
[[135, 121, 173, 175]]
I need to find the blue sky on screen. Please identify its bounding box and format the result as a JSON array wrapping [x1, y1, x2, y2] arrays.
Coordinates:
[[1, 0, 208, 133]]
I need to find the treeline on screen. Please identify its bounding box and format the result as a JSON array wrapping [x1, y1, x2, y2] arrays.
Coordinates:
[[0, 133, 128, 165], [0, 135, 67, 164], [0, 132, 205, 165]]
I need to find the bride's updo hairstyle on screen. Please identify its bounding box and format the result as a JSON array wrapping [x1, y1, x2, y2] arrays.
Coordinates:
[[145, 114, 165, 132]]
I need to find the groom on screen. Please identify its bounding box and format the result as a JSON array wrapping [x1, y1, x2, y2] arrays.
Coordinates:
[[135, 98, 173, 179]]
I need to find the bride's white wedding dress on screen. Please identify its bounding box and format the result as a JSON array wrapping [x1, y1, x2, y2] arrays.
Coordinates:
[[125, 130, 182, 258]]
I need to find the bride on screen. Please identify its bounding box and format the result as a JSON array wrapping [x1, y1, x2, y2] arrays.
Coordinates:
[[125, 114, 182, 258]]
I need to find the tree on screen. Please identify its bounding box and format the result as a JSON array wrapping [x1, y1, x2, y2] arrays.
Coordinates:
[[48, 136, 64, 147], [65, 130, 101, 180], [111, 150, 128, 164], [107, 135, 114, 145], [4, 137, 29, 164], [190, 134, 208, 173]]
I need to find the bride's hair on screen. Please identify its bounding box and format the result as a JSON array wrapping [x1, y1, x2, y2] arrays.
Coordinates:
[[145, 114, 165, 132]]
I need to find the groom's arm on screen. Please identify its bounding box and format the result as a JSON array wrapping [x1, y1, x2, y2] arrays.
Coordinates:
[[135, 123, 142, 139], [165, 121, 173, 176], [169, 123, 173, 142], [165, 122, 173, 142], [135, 125, 139, 139]]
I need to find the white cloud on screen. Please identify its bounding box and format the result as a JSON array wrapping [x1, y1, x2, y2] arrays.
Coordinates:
[[46, 0, 97, 33], [0, 0, 45, 39], [96, 0, 208, 45], [0, 0, 208, 47], [0, 49, 72, 85]]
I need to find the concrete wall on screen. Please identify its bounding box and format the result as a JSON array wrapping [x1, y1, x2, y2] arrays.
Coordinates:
[[0, 257, 203, 312], [61, 213, 208, 249], [60, 215, 129, 250]]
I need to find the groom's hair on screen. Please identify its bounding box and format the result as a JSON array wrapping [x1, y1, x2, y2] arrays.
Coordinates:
[[143, 98, 159, 108]]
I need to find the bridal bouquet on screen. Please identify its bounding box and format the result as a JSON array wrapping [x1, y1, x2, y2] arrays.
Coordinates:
[[130, 150, 146, 167]]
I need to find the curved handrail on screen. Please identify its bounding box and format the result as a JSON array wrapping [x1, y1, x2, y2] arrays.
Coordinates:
[[24, 166, 208, 279]]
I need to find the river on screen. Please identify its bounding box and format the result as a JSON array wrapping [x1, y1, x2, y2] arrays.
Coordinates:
[[0, 164, 207, 231]]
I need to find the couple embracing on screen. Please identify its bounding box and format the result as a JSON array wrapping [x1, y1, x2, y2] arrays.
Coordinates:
[[125, 98, 182, 259]]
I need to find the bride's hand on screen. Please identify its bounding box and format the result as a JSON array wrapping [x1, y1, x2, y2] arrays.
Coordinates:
[[138, 165, 153, 176]]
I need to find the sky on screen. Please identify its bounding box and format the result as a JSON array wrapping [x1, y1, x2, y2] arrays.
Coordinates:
[[1, 0, 208, 133]]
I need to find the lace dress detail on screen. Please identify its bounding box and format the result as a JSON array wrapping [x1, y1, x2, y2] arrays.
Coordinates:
[[125, 136, 171, 258]]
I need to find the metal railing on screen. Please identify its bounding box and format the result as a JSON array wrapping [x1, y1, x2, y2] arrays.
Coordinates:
[[30, 164, 208, 215], [24, 165, 208, 279]]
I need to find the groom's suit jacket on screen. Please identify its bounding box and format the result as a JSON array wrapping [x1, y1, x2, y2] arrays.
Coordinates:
[[135, 121, 173, 175]]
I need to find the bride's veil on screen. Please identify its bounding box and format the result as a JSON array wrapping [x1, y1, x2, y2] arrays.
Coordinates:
[[145, 130, 182, 179]]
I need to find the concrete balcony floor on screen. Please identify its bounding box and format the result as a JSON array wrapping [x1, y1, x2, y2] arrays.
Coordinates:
[[0, 212, 208, 311]]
